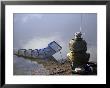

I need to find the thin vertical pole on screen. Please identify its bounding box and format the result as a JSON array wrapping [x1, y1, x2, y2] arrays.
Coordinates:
[[80, 13, 83, 32]]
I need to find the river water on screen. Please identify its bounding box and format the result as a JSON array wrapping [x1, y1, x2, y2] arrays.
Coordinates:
[[13, 55, 49, 75]]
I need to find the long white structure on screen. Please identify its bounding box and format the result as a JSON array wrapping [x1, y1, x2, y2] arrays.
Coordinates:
[[31, 49, 39, 58], [13, 48, 18, 55], [18, 49, 26, 56], [13, 41, 62, 59], [25, 49, 32, 57]]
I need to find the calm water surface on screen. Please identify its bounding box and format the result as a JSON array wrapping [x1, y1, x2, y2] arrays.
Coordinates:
[[13, 55, 49, 75]]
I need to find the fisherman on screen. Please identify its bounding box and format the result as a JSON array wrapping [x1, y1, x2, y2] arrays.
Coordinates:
[[67, 32, 90, 74]]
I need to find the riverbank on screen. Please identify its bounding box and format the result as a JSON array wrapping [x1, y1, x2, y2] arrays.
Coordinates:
[[14, 54, 72, 75], [14, 54, 96, 75]]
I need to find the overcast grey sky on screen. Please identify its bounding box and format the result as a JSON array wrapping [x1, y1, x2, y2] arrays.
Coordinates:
[[13, 13, 97, 62]]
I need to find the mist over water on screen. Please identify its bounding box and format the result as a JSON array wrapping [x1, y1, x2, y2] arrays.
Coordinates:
[[13, 13, 97, 62]]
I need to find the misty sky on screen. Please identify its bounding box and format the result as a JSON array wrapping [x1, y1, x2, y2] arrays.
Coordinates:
[[13, 13, 97, 62]]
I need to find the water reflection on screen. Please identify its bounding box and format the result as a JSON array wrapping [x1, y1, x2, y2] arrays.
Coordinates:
[[13, 55, 49, 75]]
